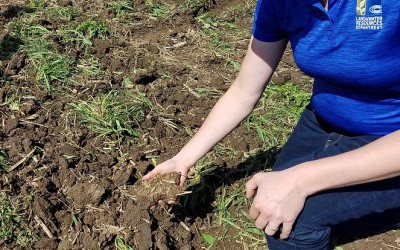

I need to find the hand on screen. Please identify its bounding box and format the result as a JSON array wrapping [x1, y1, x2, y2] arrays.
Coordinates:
[[142, 157, 191, 186], [246, 170, 307, 239]]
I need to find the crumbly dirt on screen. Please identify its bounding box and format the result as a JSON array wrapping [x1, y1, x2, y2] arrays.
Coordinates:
[[0, 1, 398, 250]]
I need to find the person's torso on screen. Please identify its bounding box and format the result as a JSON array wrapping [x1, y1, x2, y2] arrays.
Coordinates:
[[270, 0, 400, 135]]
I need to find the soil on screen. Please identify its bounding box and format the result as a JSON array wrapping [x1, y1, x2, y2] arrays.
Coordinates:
[[0, 1, 398, 250]]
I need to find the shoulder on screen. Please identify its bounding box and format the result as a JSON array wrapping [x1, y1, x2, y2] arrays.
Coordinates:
[[254, 0, 307, 23], [255, 0, 285, 13]]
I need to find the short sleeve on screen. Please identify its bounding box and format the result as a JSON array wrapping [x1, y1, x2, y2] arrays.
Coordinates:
[[252, 0, 287, 42]]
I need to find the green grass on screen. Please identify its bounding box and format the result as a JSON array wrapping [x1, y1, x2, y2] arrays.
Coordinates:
[[3, 91, 22, 112], [7, 3, 111, 91], [145, 0, 172, 18], [9, 14, 74, 92], [48, 6, 80, 21], [185, 0, 210, 13], [245, 82, 310, 149], [59, 18, 109, 52], [194, 3, 254, 73], [193, 85, 222, 99], [107, 1, 134, 20], [0, 150, 9, 170], [25, 39, 73, 92], [115, 236, 134, 250], [12, 18, 50, 38], [77, 55, 102, 76], [182, 144, 237, 213], [0, 192, 38, 247], [70, 89, 151, 138], [196, 12, 233, 50], [28, 0, 46, 10], [215, 154, 268, 241], [201, 231, 217, 247], [215, 182, 265, 248], [182, 157, 218, 210], [185, 81, 309, 248]]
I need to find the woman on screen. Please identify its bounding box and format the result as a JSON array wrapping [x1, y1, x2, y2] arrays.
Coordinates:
[[144, 0, 400, 249]]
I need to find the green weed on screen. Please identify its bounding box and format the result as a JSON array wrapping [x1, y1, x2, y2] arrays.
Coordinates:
[[201, 232, 217, 247], [12, 21, 50, 38], [215, 182, 265, 248], [194, 2, 254, 72], [71, 89, 151, 138], [48, 6, 80, 21], [183, 158, 218, 210], [196, 13, 232, 50], [182, 143, 237, 211], [0, 192, 38, 247], [228, 60, 241, 72], [218, 0, 255, 23], [193, 85, 222, 99], [10, 17, 73, 92], [107, 1, 134, 20], [245, 82, 310, 149], [185, 0, 210, 13], [24, 39, 73, 92], [3, 91, 22, 112], [28, 0, 46, 10], [77, 55, 101, 76], [71, 214, 80, 228], [59, 19, 109, 51], [122, 76, 134, 88], [145, 0, 171, 18], [0, 150, 9, 170], [115, 236, 134, 250]]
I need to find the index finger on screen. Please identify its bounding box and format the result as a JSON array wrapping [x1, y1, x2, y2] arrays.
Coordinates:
[[142, 168, 161, 180], [245, 175, 259, 198]]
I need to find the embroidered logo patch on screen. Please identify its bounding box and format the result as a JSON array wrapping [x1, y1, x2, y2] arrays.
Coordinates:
[[356, 0, 383, 30]]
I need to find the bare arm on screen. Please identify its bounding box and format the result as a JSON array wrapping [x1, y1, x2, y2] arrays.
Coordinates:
[[296, 129, 400, 195], [173, 37, 287, 167], [143, 37, 288, 182]]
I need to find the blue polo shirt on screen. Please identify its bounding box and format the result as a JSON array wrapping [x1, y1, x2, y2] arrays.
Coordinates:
[[252, 0, 400, 135]]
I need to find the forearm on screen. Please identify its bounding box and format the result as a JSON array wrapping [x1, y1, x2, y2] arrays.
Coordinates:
[[174, 82, 260, 166], [294, 130, 400, 195]]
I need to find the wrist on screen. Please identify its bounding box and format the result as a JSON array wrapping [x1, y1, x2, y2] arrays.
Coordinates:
[[288, 162, 323, 196], [172, 152, 196, 169]]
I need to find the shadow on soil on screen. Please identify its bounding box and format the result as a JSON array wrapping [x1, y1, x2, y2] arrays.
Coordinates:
[[0, 35, 23, 61], [173, 146, 282, 221], [1, 5, 34, 20], [0, 5, 29, 78]]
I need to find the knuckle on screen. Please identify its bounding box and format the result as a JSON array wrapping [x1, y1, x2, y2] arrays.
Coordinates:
[[245, 180, 254, 189], [252, 200, 263, 210], [265, 231, 274, 236], [282, 216, 295, 224], [253, 204, 263, 212], [255, 221, 264, 230]]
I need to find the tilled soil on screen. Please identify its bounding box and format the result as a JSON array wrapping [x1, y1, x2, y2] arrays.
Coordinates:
[[0, 1, 398, 250], [0, 1, 259, 249]]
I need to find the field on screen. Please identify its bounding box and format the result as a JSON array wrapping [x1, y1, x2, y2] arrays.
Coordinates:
[[0, 0, 399, 249]]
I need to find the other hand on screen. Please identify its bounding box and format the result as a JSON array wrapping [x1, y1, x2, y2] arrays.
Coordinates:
[[246, 170, 307, 239]]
